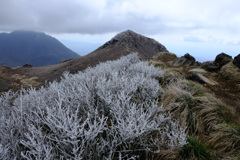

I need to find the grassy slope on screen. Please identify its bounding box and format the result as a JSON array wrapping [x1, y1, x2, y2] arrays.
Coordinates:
[[151, 52, 240, 160], [1, 52, 240, 159]]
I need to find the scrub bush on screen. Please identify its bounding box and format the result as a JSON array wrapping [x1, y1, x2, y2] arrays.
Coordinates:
[[0, 53, 186, 159]]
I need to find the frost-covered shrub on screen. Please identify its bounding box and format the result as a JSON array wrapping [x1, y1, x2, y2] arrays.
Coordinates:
[[0, 53, 186, 159]]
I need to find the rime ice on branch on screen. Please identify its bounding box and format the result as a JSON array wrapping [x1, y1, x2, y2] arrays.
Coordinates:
[[0, 53, 186, 159]]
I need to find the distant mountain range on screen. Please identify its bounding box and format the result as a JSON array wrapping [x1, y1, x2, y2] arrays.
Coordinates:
[[0, 30, 79, 67], [22, 30, 169, 81], [0, 30, 169, 93], [1, 30, 240, 160]]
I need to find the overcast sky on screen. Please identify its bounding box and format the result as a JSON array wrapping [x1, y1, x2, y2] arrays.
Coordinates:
[[1, 0, 240, 61]]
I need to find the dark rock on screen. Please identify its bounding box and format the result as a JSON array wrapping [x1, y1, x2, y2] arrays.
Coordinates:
[[22, 64, 33, 68], [215, 52, 232, 68], [189, 73, 218, 85], [184, 53, 196, 63], [195, 61, 202, 66], [173, 53, 196, 67], [202, 53, 232, 72], [233, 54, 240, 68], [189, 73, 206, 84], [201, 61, 219, 72]]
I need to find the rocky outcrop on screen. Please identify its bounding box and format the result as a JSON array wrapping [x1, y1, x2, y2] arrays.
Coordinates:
[[215, 53, 232, 68], [22, 64, 33, 68], [184, 53, 196, 63], [202, 53, 232, 72], [201, 61, 219, 72], [188, 68, 218, 85], [173, 53, 196, 67], [233, 54, 240, 68]]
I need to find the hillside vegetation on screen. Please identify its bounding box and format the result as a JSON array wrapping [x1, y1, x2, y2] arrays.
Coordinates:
[[0, 30, 169, 93], [151, 52, 240, 160], [0, 54, 186, 160], [1, 53, 240, 159]]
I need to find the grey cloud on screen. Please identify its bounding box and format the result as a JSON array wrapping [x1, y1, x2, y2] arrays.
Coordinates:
[[0, 0, 171, 34], [0, 0, 96, 32], [1, 0, 240, 38]]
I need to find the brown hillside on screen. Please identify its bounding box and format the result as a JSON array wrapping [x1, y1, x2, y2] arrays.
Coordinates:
[[151, 52, 240, 124], [150, 52, 240, 159], [0, 30, 168, 93]]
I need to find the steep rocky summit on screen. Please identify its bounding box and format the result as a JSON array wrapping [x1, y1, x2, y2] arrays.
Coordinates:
[[91, 30, 168, 60]]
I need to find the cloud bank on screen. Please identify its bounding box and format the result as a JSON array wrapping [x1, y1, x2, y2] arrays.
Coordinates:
[[1, 0, 240, 35], [1, 0, 240, 61]]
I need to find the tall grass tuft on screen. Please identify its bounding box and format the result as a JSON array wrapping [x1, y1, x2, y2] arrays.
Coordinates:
[[179, 137, 211, 160]]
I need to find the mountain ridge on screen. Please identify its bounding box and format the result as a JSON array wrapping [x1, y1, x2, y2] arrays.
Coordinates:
[[8, 30, 168, 82], [0, 30, 79, 67], [1, 30, 240, 159]]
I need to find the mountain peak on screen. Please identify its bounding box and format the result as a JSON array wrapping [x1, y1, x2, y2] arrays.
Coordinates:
[[0, 30, 169, 87], [113, 30, 138, 39], [96, 30, 168, 59], [0, 30, 79, 67], [11, 30, 43, 34], [113, 30, 153, 41], [10, 30, 46, 37]]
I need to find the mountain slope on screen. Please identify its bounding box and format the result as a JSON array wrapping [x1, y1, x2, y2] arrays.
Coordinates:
[[8, 30, 168, 84], [149, 52, 240, 159], [89, 30, 168, 60], [2, 53, 240, 159], [0, 30, 79, 67]]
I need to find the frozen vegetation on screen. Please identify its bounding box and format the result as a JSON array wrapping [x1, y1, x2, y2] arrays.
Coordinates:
[[0, 54, 186, 159]]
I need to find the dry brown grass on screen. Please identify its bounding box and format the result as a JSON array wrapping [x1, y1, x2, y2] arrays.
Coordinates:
[[11, 74, 40, 87], [220, 62, 240, 83], [154, 149, 179, 160], [152, 52, 178, 64], [208, 124, 240, 154], [149, 60, 167, 69], [158, 69, 183, 87], [161, 80, 224, 136], [157, 71, 240, 159]]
